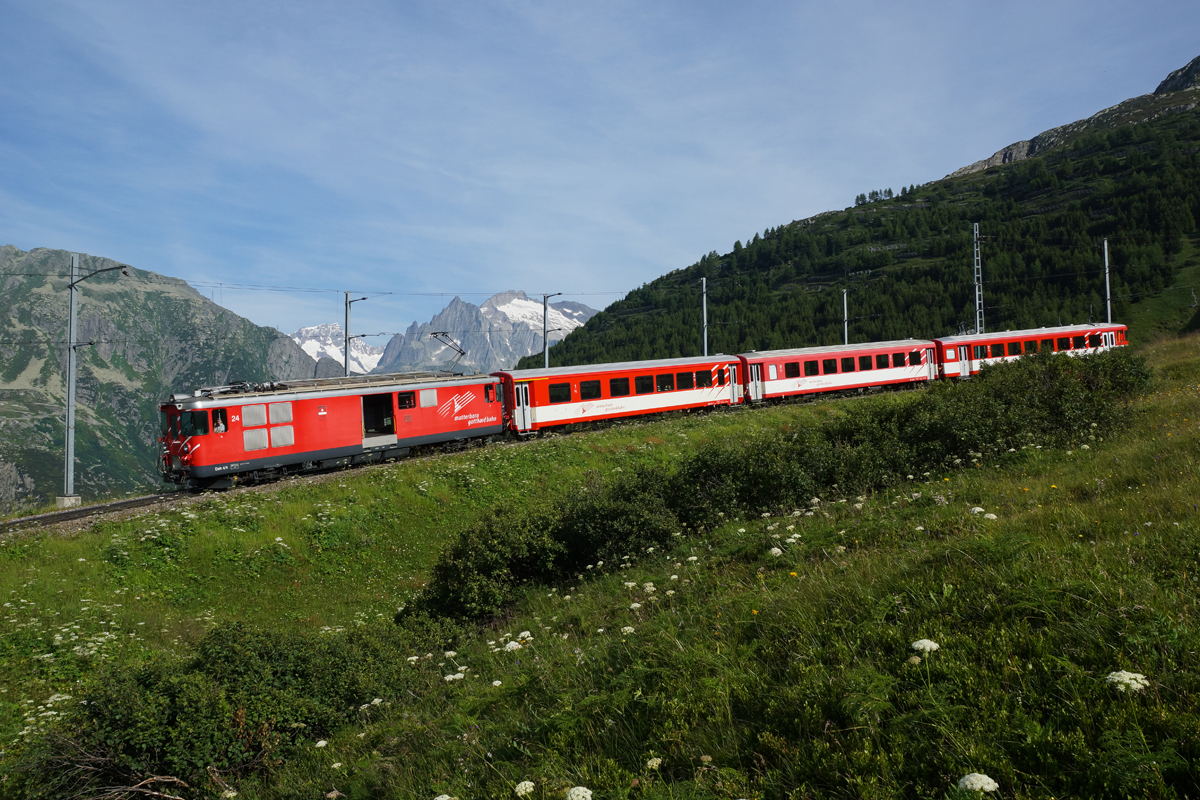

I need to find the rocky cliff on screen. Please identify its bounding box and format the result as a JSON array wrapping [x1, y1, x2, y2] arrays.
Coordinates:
[[0, 245, 316, 510]]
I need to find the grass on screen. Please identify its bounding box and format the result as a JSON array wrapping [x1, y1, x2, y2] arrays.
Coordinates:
[[1, 337, 1198, 798]]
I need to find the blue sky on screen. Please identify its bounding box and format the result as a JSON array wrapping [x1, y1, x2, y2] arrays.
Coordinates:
[[1, 0, 1197, 339]]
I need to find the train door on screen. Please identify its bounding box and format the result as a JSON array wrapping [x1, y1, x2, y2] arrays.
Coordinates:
[[957, 346, 970, 378], [926, 349, 936, 381], [513, 382, 534, 432], [362, 393, 397, 448], [749, 364, 764, 402], [730, 364, 742, 403]]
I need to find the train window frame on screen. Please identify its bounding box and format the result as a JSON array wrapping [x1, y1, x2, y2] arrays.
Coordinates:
[[767, 364, 778, 380], [634, 375, 654, 395], [1073, 335, 1086, 349], [973, 345, 987, 360], [876, 354, 890, 369], [1007, 342, 1022, 356], [893, 352, 906, 368], [1041, 339, 1054, 352], [398, 391, 416, 409], [784, 361, 800, 378], [181, 410, 209, 437], [716, 368, 726, 386], [1058, 337, 1071, 350], [841, 357, 855, 372], [212, 409, 228, 433], [610, 377, 631, 396], [484, 385, 494, 403], [548, 383, 572, 403], [804, 360, 819, 376], [1088, 333, 1101, 347], [655, 373, 675, 392], [695, 370, 713, 388], [822, 358, 838, 375], [859, 355, 873, 371], [1025, 340, 1038, 353], [676, 371, 695, 390], [990, 343, 1005, 358], [909, 351, 922, 366], [580, 380, 601, 400]]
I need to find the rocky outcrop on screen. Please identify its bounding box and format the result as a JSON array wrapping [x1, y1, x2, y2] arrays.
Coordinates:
[[1155, 54, 1200, 95]]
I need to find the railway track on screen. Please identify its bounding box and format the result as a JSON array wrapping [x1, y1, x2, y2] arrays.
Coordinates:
[[0, 492, 187, 535]]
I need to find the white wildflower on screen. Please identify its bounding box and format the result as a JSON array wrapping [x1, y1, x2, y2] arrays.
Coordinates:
[[969, 507, 984, 514], [315, 740, 328, 747], [1106, 670, 1149, 693], [407, 656, 419, 662], [493, 680, 503, 687], [769, 547, 782, 557], [624, 582, 637, 588], [621, 626, 635, 635], [911, 639, 939, 653], [646, 757, 663, 769], [687, 556, 698, 562], [331, 762, 342, 768], [504, 641, 523, 652], [630, 602, 641, 610], [444, 650, 457, 658], [670, 574, 679, 580], [566, 787, 592, 800], [515, 781, 535, 797], [983, 513, 997, 520], [957, 773, 999, 792]]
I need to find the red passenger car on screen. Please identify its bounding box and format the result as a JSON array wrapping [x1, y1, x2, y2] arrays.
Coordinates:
[[933, 323, 1127, 379], [738, 340, 938, 402], [159, 372, 503, 489], [492, 356, 743, 433]]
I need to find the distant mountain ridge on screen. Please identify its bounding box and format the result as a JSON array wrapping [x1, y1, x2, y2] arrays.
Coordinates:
[[288, 323, 383, 374], [373, 291, 597, 374]]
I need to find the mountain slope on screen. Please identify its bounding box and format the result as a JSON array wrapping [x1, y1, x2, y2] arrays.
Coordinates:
[[373, 291, 596, 374], [0, 246, 316, 510], [527, 58, 1200, 369]]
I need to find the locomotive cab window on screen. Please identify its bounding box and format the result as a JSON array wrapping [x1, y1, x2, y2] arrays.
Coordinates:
[[655, 373, 675, 392], [784, 362, 800, 378], [212, 409, 228, 433], [695, 370, 713, 388], [610, 377, 631, 396], [181, 410, 209, 437], [804, 360, 819, 376], [484, 385, 494, 403], [876, 354, 889, 369], [1008, 342, 1022, 356], [548, 383, 572, 403], [676, 371, 694, 390], [822, 358, 838, 375], [634, 375, 654, 394], [859, 355, 873, 371], [580, 380, 602, 400], [159, 411, 170, 437], [398, 391, 416, 409], [909, 351, 922, 366]]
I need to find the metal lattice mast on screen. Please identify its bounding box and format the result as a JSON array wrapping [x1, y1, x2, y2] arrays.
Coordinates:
[[1103, 237, 1111, 324], [973, 223, 984, 334], [701, 277, 708, 356]]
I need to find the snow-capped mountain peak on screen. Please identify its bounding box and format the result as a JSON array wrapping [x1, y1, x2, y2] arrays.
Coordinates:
[[288, 322, 383, 374]]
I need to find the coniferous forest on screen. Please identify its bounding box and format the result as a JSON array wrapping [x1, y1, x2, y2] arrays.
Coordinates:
[[520, 105, 1200, 369]]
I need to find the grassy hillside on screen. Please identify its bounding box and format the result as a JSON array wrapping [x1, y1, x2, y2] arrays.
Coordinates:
[[1, 336, 1197, 798], [520, 89, 1200, 369]]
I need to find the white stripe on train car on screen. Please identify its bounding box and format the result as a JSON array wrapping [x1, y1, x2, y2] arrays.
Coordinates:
[[531, 386, 730, 425]]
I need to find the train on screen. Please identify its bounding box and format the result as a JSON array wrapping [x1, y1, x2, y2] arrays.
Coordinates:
[[159, 322, 1127, 489]]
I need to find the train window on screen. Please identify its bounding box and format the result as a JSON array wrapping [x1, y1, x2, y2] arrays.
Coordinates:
[[580, 380, 601, 400], [909, 351, 922, 366], [610, 377, 631, 396], [716, 368, 726, 386], [269, 402, 292, 424], [1025, 340, 1038, 353], [876, 354, 890, 369], [484, 385, 494, 403], [859, 355, 873, 371], [768, 364, 778, 380], [635, 375, 654, 394], [1073, 335, 1085, 349], [548, 383, 571, 403], [169, 415, 180, 438], [181, 410, 209, 437], [893, 352, 906, 368], [973, 346, 986, 360], [242, 404, 267, 428], [1088, 333, 1101, 347], [159, 411, 170, 437], [695, 370, 713, 388], [398, 391, 416, 409], [822, 358, 838, 374], [841, 357, 855, 372], [420, 389, 438, 408], [1006, 342, 1021, 356], [989, 343, 1004, 358], [1057, 337, 1071, 350], [783, 362, 799, 378], [1041, 339, 1054, 352], [804, 360, 819, 376], [676, 371, 695, 390], [656, 373, 675, 392], [243, 428, 269, 451], [271, 425, 295, 448], [213, 409, 228, 433]]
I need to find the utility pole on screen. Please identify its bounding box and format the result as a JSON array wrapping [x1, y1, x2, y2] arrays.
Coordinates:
[[542, 293, 562, 368], [344, 292, 368, 377], [701, 277, 708, 356], [842, 289, 848, 345], [973, 223, 984, 334], [1103, 237, 1111, 324], [59, 254, 129, 509]]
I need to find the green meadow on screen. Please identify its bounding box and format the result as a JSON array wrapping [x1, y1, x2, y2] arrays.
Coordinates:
[[2, 337, 1198, 799]]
